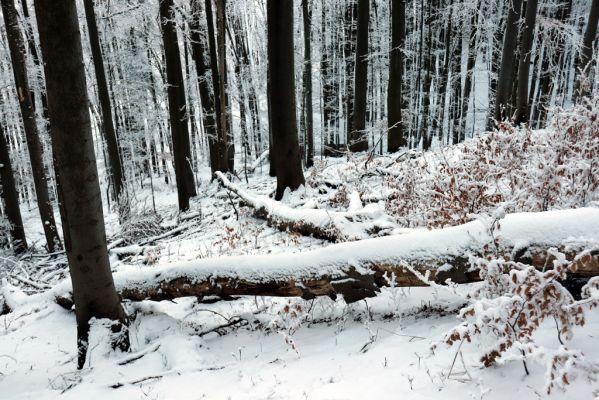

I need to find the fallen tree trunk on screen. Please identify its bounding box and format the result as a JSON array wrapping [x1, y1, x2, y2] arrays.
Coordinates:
[[38, 208, 599, 309], [214, 171, 398, 241]]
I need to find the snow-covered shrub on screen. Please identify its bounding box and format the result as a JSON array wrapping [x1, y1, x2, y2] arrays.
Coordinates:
[[434, 249, 599, 394], [310, 97, 599, 230], [387, 97, 599, 228], [269, 300, 307, 355]]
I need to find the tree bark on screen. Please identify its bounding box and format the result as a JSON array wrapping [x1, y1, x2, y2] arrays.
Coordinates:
[[573, 0, 599, 101], [302, 0, 314, 168], [267, 0, 305, 200], [108, 246, 599, 305], [349, 0, 370, 153], [1, 0, 61, 252], [82, 0, 125, 202], [514, 0, 539, 124], [159, 0, 196, 211], [215, 0, 234, 172], [493, 0, 523, 123], [0, 121, 27, 253], [204, 0, 229, 172], [189, 0, 218, 172], [459, 6, 479, 140], [34, 0, 128, 369]]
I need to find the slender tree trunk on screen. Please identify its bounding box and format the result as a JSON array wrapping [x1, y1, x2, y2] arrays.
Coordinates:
[[450, 17, 463, 144], [1, 0, 61, 252], [387, 0, 406, 152], [189, 0, 218, 172], [349, 0, 369, 153], [573, 0, 599, 100], [0, 121, 27, 253], [267, 0, 305, 200], [460, 6, 479, 139], [82, 0, 125, 202], [216, 0, 234, 171], [494, 0, 523, 123], [159, 0, 196, 211], [433, 4, 452, 143], [514, 0, 538, 124], [34, 0, 128, 369], [421, 0, 434, 150], [344, 0, 357, 144], [205, 0, 229, 172], [302, 0, 314, 167]]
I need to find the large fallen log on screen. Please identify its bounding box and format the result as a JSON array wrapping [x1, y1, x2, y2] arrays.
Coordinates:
[[39, 208, 599, 309], [214, 171, 398, 241]]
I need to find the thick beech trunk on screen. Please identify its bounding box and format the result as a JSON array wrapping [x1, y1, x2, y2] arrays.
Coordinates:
[[34, 0, 128, 369], [267, 0, 305, 200]]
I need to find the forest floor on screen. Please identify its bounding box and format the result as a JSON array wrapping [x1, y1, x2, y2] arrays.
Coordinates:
[[2, 120, 599, 399]]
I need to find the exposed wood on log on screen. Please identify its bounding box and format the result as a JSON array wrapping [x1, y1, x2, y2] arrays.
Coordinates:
[[4, 209, 597, 313]]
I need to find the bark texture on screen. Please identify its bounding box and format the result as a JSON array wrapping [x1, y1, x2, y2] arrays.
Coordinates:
[[302, 0, 314, 168], [574, 0, 599, 100], [493, 0, 523, 123], [267, 0, 305, 200], [349, 0, 370, 152], [514, 0, 538, 124], [159, 0, 196, 211], [34, 0, 128, 369], [0, 122, 27, 253], [1, 0, 61, 252], [53, 246, 599, 307], [82, 0, 125, 201]]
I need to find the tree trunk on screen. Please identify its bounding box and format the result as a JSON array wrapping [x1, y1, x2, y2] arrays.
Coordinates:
[[189, 0, 218, 173], [387, 0, 406, 152], [573, 0, 599, 101], [1, 0, 61, 252], [514, 0, 539, 124], [54, 207, 599, 307], [421, 0, 434, 150], [216, 0, 234, 172], [82, 0, 125, 203], [159, 0, 196, 211], [34, 0, 128, 369], [0, 121, 27, 253], [344, 0, 357, 145], [433, 4, 452, 143], [204, 0, 229, 173], [302, 0, 314, 168], [267, 0, 305, 200], [450, 17, 464, 144], [349, 0, 370, 152], [459, 6, 479, 140], [493, 0, 523, 123]]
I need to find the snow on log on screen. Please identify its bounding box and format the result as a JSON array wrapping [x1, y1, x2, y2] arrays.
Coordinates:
[[214, 171, 398, 241], [39, 208, 599, 308]]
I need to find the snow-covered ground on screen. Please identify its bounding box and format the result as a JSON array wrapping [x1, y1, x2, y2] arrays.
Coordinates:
[[2, 285, 598, 400], [2, 112, 599, 399]]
